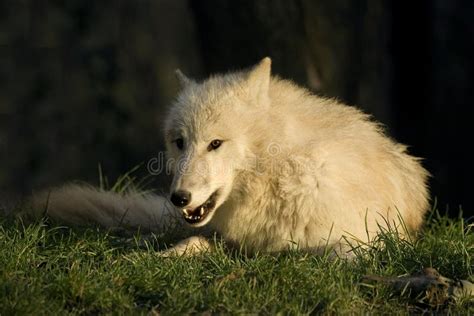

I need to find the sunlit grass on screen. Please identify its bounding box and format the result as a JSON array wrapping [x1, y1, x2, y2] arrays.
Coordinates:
[[0, 209, 472, 314]]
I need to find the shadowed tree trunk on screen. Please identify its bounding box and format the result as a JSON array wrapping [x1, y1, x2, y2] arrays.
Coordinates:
[[189, 0, 393, 125]]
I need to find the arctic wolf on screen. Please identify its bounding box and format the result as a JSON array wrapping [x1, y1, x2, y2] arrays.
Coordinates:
[[28, 57, 430, 256]]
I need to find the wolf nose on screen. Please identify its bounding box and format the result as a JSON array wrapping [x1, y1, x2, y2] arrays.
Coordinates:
[[170, 190, 191, 207]]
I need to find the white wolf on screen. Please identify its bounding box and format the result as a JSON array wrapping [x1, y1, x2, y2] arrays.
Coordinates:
[[27, 57, 430, 257]]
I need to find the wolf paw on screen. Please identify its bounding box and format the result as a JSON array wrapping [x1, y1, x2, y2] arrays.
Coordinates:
[[158, 236, 212, 257]]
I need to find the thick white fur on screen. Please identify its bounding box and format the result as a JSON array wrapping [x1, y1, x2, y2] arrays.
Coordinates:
[[26, 184, 174, 232], [27, 58, 430, 256]]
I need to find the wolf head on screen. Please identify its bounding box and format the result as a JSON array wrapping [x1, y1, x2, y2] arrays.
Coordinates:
[[163, 57, 272, 227]]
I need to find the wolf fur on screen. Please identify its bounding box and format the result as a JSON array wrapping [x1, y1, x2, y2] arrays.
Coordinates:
[[27, 57, 430, 256]]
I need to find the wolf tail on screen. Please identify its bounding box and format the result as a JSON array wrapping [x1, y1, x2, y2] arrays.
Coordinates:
[[21, 184, 177, 232]]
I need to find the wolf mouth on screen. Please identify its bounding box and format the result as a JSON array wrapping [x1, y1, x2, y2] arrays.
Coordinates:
[[182, 190, 219, 224]]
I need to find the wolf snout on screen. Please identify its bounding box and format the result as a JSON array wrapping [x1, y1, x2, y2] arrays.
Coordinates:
[[170, 190, 192, 207]]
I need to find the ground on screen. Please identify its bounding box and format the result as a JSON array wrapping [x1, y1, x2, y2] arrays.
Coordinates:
[[0, 207, 472, 314]]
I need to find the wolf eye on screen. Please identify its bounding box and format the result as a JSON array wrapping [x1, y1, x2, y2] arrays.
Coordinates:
[[175, 138, 184, 150], [208, 139, 222, 151]]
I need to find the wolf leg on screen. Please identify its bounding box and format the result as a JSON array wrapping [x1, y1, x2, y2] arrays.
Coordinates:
[[159, 236, 212, 257]]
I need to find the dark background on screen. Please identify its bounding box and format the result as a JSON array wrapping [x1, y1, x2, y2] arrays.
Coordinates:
[[0, 1, 472, 217]]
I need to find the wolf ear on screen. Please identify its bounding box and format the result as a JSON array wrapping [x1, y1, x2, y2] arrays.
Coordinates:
[[247, 57, 272, 106], [175, 69, 194, 88]]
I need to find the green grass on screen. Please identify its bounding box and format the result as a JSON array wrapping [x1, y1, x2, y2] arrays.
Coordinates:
[[0, 211, 472, 315], [1, 167, 473, 315]]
